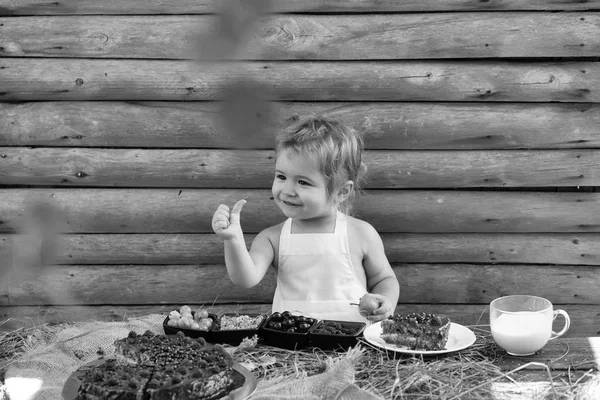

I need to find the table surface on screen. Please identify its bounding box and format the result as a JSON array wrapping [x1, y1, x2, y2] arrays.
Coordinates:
[[477, 335, 599, 399], [3, 319, 598, 400]]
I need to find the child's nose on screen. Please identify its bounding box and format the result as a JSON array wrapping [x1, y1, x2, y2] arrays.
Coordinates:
[[282, 181, 296, 196]]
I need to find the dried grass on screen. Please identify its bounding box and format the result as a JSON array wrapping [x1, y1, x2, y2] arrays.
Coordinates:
[[230, 327, 599, 400], [0, 318, 59, 400], [1, 317, 78, 400], [231, 329, 506, 399], [1, 319, 68, 381]]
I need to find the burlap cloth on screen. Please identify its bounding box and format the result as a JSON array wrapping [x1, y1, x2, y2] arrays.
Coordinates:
[[4, 314, 165, 400], [4, 315, 382, 400]]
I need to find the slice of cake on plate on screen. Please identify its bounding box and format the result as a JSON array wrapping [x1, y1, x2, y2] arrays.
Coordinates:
[[381, 312, 451, 351]]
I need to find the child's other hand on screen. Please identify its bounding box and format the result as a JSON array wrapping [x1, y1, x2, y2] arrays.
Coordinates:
[[360, 293, 394, 323], [212, 199, 246, 240]]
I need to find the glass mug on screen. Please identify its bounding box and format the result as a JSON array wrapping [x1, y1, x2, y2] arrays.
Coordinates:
[[490, 295, 570, 356]]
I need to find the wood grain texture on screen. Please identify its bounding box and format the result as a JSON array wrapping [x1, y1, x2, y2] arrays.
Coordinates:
[[1, 304, 596, 338], [2, 102, 600, 150], [1, 0, 600, 15], [494, 338, 600, 373], [1, 1, 599, 335], [0, 264, 277, 306], [2, 233, 597, 266], [1, 14, 599, 59], [0, 148, 596, 188], [1, 189, 599, 234], [1, 263, 598, 306], [1, 59, 597, 102]]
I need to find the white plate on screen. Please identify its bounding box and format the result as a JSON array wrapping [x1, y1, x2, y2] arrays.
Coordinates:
[[363, 322, 476, 355]]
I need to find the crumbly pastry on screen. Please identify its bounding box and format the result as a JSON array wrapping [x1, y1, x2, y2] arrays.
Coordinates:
[[146, 367, 238, 400], [75, 330, 244, 400], [380, 312, 451, 351], [76, 358, 152, 400], [219, 315, 264, 330]]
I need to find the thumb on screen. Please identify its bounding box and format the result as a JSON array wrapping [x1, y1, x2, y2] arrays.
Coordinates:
[[229, 199, 247, 225]]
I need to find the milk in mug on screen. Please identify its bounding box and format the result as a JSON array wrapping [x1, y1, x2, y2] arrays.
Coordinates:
[[491, 311, 551, 355]]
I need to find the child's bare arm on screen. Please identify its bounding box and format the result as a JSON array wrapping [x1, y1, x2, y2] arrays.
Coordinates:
[[362, 223, 400, 322], [212, 200, 274, 288]]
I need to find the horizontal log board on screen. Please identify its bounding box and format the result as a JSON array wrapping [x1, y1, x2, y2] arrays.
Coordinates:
[[1, 189, 600, 233], [2, 263, 599, 306], [1, 304, 596, 339], [2, 233, 598, 266], [2, 0, 600, 14], [1, 148, 598, 188], [2, 14, 600, 60], [1, 59, 598, 102], [2, 102, 600, 150]]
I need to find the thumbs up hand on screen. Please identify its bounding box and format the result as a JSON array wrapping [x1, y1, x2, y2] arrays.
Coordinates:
[[212, 199, 247, 240]]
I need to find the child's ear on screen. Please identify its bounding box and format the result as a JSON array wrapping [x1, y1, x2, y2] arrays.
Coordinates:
[[337, 180, 354, 203]]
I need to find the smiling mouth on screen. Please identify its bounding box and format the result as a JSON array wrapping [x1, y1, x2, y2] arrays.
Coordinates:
[[282, 200, 300, 207]]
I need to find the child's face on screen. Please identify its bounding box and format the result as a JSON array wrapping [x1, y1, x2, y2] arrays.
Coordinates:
[[272, 150, 335, 220]]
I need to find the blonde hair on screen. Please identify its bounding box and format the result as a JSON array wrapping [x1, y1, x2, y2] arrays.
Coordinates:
[[275, 115, 365, 214]]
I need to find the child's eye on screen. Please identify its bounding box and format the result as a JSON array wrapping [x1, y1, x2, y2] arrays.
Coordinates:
[[276, 174, 286, 180], [298, 180, 311, 186]]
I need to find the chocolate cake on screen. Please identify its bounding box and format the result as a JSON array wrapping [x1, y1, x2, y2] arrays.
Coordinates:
[[75, 330, 244, 400], [381, 312, 451, 351]]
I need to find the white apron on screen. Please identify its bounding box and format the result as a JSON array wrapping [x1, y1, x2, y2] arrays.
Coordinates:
[[272, 211, 368, 323]]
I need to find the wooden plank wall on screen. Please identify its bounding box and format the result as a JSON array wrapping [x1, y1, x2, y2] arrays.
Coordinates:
[[1, 0, 599, 336]]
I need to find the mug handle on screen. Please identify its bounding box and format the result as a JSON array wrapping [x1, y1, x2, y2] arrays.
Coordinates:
[[549, 309, 570, 340]]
